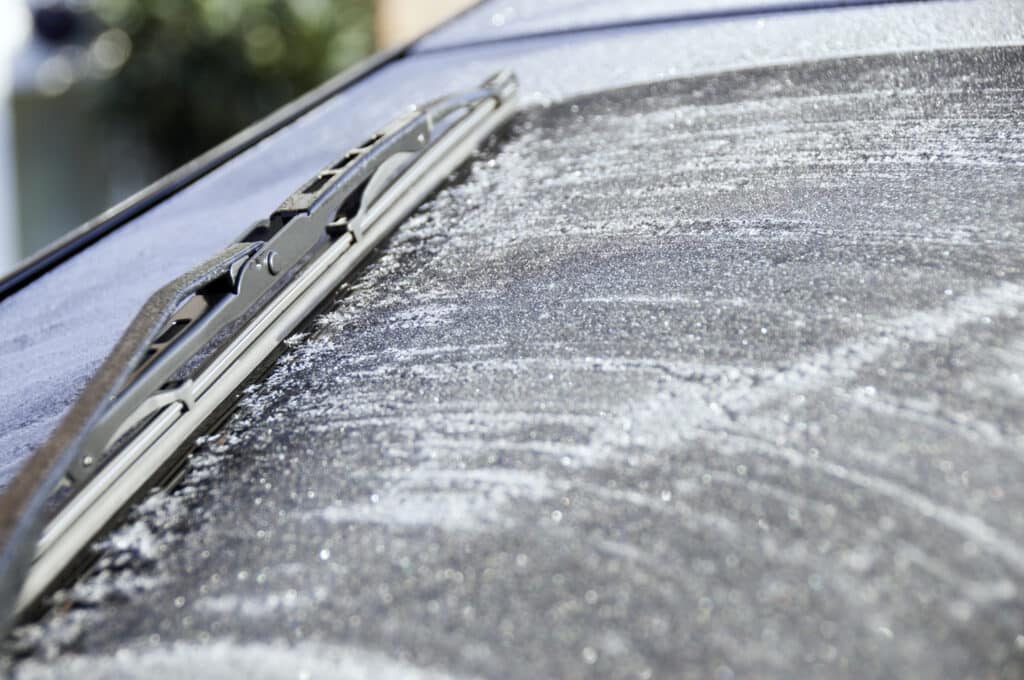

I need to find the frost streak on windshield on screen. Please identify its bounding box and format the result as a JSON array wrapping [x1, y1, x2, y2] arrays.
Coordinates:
[[12, 47, 1024, 679]]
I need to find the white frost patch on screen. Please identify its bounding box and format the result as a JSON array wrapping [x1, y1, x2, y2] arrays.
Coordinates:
[[982, 336, 1024, 398], [59, 488, 190, 607], [310, 468, 553, 532], [195, 590, 322, 619], [13, 640, 479, 680], [592, 282, 1024, 573], [388, 303, 460, 329], [597, 281, 1024, 454]]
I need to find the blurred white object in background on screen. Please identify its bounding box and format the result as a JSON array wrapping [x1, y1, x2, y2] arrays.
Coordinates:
[[0, 2, 32, 271], [375, 0, 476, 48], [6, 1, 155, 271]]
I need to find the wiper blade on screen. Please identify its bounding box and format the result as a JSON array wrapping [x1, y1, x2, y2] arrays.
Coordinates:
[[0, 71, 518, 631]]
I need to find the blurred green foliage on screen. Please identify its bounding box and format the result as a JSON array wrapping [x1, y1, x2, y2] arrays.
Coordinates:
[[90, 0, 375, 165]]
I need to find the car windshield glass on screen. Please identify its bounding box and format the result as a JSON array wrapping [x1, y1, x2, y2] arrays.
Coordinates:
[[13, 46, 1024, 678]]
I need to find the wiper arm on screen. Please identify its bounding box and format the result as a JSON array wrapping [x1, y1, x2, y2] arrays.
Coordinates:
[[0, 71, 518, 632]]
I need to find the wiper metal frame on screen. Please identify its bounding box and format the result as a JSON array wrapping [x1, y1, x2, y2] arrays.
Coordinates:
[[0, 71, 518, 631]]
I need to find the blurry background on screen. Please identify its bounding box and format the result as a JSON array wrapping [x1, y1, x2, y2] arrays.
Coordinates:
[[0, 0, 474, 273]]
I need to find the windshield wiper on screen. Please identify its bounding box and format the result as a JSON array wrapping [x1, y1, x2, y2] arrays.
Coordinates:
[[0, 71, 518, 632]]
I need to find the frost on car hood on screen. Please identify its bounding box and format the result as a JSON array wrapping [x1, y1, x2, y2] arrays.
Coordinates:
[[10, 47, 1024, 679]]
